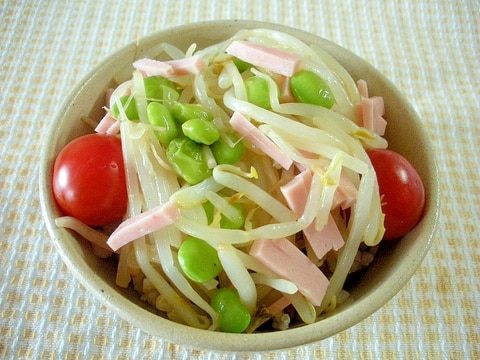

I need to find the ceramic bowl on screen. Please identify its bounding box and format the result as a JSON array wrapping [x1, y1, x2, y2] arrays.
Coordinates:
[[39, 20, 439, 351]]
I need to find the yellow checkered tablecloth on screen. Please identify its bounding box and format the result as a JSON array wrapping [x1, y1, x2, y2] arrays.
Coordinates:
[[1, 0, 479, 358]]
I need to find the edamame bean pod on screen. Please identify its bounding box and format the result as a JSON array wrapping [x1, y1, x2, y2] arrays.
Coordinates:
[[178, 236, 223, 283], [170, 103, 213, 123], [210, 134, 245, 165], [147, 102, 179, 146], [290, 70, 335, 108], [211, 287, 251, 333], [182, 118, 220, 145], [144, 75, 180, 101], [166, 138, 212, 184]]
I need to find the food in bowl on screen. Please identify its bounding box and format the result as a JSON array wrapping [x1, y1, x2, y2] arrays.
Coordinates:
[[44, 24, 431, 340]]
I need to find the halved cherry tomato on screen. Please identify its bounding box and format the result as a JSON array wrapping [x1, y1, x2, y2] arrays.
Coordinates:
[[52, 134, 127, 227], [367, 148, 425, 240]]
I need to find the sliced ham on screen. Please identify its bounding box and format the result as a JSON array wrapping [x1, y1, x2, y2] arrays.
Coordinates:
[[132, 58, 173, 77], [303, 214, 345, 258], [280, 169, 345, 259], [105, 119, 121, 135], [132, 56, 205, 78], [279, 169, 312, 215], [225, 40, 301, 77], [107, 201, 179, 251], [95, 113, 119, 135], [229, 111, 293, 170], [164, 55, 205, 76], [356, 97, 387, 136], [95, 88, 122, 135], [249, 237, 329, 306], [355, 79, 387, 136], [332, 171, 358, 210], [357, 79, 369, 98], [266, 295, 291, 315]]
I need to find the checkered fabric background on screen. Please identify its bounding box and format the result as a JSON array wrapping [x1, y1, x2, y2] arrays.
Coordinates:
[[1, 1, 479, 359]]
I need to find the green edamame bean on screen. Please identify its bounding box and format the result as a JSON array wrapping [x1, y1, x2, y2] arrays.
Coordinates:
[[111, 95, 139, 121], [166, 138, 212, 184], [233, 58, 252, 73], [245, 76, 277, 109], [220, 202, 244, 229], [144, 75, 180, 101], [202, 201, 245, 229], [290, 70, 335, 109], [202, 200, 215, 224], [170, 103, 213, 123], [211, 288, 251, 333], [178, 236, 222, 283], [182, 118, 220, 145], [147, 102, 178, 146], [210, 134, 245, 165]]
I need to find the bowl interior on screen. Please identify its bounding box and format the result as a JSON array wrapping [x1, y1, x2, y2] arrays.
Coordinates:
[[39, 20, 439, 351]]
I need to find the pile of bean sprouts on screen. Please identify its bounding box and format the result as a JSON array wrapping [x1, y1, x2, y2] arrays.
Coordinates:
[[57, 29, 387, 332]]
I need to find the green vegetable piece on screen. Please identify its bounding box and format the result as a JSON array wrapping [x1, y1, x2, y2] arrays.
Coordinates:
[[178, 236, 222, 283], [211, 288, 251, 333], [233, 58, 252, 73], [111, 95, 139, 121], [182, 118, 220, 145], [202, 201, 215, 224], [202, 201, 245, 229], [144, 75, 179, 101], [170, 103, 213, 123], [210, 134, 245, 165], [147, 102, 178, 146], [245, 76, 277, 109], [220, 203, 244, 229], [166, 138, 212, 184], [290, 70, 335, 109]]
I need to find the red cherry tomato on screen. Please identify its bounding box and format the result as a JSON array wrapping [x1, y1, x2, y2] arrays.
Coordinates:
[[367, 148, 425, 240], [52, 133, 127, 227]]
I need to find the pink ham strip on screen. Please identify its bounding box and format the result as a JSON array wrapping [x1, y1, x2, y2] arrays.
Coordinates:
[[267, 295, 291, 315], [303, 214, 345, 258], [133, 56, 205, 78], [105, 120, 121, 135], [229, 111, 293, 170], [95, 88, 119, 134], [356, 97, 387, 136], [280, 169, 312, 215], [95, 113, 119, 135], [355, 79, 387, 136], [132, 58, 173, 77], [332, 171, 358, 210], [249, 237, 329, 306], [165, 56, 205, 76], [107, 201, 179, 251], [357, 79, 369, 98], [280, 169, 345, 259], [225, 40, 301, 77]]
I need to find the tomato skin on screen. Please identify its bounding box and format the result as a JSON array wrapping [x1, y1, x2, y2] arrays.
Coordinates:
[[367, 148, 425, 240], [52, 134, 127, 227]]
